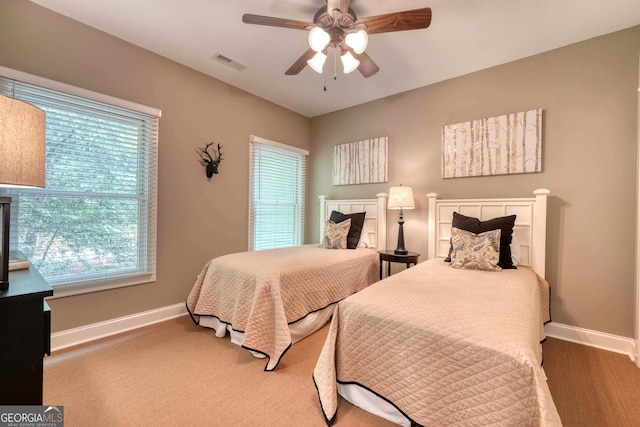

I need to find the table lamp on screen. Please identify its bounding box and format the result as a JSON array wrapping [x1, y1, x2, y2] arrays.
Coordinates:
[[0, 94, 46, 291], [388, 185, 415, 255]]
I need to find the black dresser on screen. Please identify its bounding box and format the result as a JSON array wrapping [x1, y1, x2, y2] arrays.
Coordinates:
[[0, 267, 53, 404]]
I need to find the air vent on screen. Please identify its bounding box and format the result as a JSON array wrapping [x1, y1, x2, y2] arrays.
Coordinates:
[[212, 52, 247, 71]]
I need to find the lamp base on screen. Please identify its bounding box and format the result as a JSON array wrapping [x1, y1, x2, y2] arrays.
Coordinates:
[[0, 196, 11, 292], [394, 209, 409, 256]]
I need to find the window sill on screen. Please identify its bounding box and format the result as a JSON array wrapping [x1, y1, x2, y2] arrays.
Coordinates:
[[47, 272, 156, 299]]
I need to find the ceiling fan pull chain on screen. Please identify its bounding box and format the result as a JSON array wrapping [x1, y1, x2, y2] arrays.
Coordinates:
[[333, 48, 338, 80]]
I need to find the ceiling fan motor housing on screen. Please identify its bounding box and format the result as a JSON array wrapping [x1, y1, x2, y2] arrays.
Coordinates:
[[314, 6, 357, 29], [313, 6, 362, 52]]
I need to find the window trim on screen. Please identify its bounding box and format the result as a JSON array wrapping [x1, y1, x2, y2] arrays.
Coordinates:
[[0, 66, 161, 117], [0, 66, 161, 298], [250, 135, 309, 156]]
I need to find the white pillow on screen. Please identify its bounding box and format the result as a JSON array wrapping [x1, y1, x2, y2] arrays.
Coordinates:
[[510, 233, 521, 266], [357, 221, 371, 248]]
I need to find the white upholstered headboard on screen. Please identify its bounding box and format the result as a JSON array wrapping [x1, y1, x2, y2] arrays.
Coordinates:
[[319, 193, 388, 250], [427, 189, 549, 278]]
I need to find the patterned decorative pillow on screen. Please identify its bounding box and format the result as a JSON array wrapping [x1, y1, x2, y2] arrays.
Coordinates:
[[329, 211, 366, 249], [445, 212, 517, 269], [320, 219, 351, 249], [450, 227, 502, 272]]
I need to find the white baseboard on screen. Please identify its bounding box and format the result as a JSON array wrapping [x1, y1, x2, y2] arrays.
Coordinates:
[[50, 303, 188, 352], [545, 322, 637, 363]]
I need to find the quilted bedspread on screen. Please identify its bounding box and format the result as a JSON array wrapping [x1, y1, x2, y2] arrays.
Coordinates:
[[186, 245, 378, 371], [313, 258, 562, 426]]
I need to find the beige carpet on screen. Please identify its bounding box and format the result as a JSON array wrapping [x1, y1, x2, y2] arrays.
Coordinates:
[[44, 315, 640, 426], [44, 315, 395, 427], [543, 337, 640, 427]]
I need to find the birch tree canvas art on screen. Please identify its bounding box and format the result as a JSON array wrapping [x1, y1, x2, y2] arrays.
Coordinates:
[[333, 136, 388, 185], [442, 109, 542, 178]]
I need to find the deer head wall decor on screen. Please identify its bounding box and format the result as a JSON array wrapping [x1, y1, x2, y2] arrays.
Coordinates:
[[199, 142, 223, 178]]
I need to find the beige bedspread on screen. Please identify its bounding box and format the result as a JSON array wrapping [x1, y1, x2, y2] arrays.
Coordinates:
[[313, 258, 561, 426], [187, 245, 378, 371]]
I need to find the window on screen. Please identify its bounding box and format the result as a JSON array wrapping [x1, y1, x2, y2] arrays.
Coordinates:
[[249, 135, 308, 251], [0, 67, 160, 296]]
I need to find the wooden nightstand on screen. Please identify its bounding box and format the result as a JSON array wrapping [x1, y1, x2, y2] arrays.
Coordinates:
[[378, 250, 420, 279]]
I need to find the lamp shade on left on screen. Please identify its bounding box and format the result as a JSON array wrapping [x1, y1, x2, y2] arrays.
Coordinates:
[[0, 94, 46, 290], [0, 94, 46, 188]]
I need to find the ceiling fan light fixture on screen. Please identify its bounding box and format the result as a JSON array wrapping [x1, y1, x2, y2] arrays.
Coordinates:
[[341, 51, 360, 74], [243, 4, 432, 78], [307, 51, 327, 73], [308, 27, 330, 52], [345, 30, 368, 54]]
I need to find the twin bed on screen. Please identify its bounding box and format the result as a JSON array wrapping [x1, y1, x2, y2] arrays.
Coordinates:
[[186, 193, 387, 371], [313, 189, 561, 426], [186, 189, 561, 425]]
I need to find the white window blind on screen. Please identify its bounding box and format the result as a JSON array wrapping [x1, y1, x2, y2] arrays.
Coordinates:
[[249, 136, 308, 251], [0, 71, 159, 296]]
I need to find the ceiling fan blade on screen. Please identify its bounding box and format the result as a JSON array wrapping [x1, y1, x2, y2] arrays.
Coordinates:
[[356, 8, 432, 35], [242, 14, 313, 30], [355, 52, 379, 78], [285, 48, 316, 75]]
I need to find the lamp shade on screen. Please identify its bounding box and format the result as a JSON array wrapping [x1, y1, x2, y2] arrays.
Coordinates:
[[0, 94, 46, 290], [345, 30, 368, 54], [0, 94, 46, 187], [388, 185, 415, 210], [308, 27, 330, 52], [307, 51, 327, 73], [340, 51, 360, 74]]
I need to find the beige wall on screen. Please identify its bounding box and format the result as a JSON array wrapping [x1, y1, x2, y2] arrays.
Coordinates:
[[309, 27, 640, 338], [0, 0, 310, 332]]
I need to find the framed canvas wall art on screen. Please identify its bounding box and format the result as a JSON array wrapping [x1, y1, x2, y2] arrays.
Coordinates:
[[442, 109, 542, 178]]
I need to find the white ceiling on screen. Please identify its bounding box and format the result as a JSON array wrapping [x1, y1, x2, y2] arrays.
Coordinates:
[[30, 0, 640, 118]]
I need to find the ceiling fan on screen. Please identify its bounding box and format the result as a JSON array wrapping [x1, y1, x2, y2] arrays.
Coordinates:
[[242, 1, 432, 78]]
